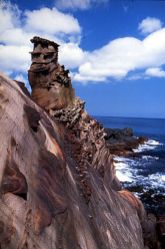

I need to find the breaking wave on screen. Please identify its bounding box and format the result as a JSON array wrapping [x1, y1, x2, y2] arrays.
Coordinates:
[[133, 139, 162, 153], [114, 139, 165, 192]]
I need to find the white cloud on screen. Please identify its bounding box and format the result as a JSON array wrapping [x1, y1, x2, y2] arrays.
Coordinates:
[[0, 44, 30, 72], [55, 0, 109, 10], [25, 8, 81, 35], [0, 1, 20, 33], [145, 67, 165, 78], [0, 28, 33, 45], [0, 1, 82, 75], [74, 28, 165, 82], [138, 17, 162, 35], [1, 1, 165, 85], [59, 42, 86, 69]]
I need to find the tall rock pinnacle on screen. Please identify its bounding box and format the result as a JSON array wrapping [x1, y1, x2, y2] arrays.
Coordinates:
[[28, 36, 75, 111]]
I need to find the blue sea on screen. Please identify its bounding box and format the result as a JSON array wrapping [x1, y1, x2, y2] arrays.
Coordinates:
[[95, 116, 165, 214]]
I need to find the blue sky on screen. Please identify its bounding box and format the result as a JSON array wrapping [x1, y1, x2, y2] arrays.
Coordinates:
[[0, 0, 165, 118]]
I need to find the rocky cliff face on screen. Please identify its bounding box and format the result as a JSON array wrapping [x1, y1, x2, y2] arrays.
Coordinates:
[[0, 37, 159, 249]]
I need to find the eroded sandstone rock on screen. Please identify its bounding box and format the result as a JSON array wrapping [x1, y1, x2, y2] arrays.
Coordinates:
[[0, 72, 144, 249], [0, 36, 161, 249], [28, 36, 75, 111]]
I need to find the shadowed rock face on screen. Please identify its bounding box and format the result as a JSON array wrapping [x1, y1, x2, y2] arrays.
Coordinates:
[[0, 37, 160, 249]]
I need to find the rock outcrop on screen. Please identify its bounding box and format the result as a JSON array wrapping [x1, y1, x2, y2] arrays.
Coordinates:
[[105, 127, 147, 155], [0, 37, 161, 249], [28, 36, 75, 111]]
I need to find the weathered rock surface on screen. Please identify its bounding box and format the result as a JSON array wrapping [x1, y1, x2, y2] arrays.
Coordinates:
[[0, 73, 145, 249], [0, 37, 160, 249], [28, 36, 75, 111]]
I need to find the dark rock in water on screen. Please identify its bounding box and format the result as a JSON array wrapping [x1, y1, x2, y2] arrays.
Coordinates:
[[138, 136, 148, 144], [125, 185, 165, 215], [105, 127, 134, 139], [105, 128, 147, 156], [125, 185, 144, 193], [0, 36, 162, 249], [141, 192, 165, 215]]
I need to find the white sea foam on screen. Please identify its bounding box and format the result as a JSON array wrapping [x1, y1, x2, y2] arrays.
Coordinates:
[[142, 155, 159, 160], [114, 156, 135, 183], [114, 151, 164, 191], [148, 173, 165, 189], [115, 171, 133, 182], [133, 139, 162, 153]]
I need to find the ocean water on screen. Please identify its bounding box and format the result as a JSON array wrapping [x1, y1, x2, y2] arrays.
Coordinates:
[[95, 116, 165, 214]]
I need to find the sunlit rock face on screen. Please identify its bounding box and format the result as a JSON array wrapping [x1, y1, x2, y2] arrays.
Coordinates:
[[0, 37, 159, 249], [28, 36, 75, 111]]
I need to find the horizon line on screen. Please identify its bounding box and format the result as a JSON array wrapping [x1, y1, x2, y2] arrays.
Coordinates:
[[92, 115, 165, 120]]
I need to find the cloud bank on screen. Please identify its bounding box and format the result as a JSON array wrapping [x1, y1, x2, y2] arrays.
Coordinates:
[[0, 1, 83, 74], [0, 2, 165, 84], [74, 28, 165, 82]]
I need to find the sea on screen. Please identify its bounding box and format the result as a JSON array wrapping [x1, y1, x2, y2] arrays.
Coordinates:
[[95, 116, 165, 215]]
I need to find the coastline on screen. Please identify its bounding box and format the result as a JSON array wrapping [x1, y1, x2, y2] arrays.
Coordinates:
[[104, 125, 165, 246], [103, 124, 165, 214]]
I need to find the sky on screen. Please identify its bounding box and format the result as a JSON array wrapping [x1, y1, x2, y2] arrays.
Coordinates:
[[0, 0, 165, 118]]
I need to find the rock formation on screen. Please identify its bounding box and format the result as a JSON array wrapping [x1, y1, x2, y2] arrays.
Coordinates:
[[0, 36, 163, 249], [104, 127, 147, 155], [28, 36, 75, 111]]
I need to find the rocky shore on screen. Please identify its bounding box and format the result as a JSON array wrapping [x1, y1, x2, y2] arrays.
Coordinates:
[[105, 127, 147, 156], [104, 127, 165, 248], [0, 36, 164, 249]]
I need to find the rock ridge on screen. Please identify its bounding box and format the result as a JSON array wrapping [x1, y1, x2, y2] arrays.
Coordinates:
[[0, 36, 163, 249]]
